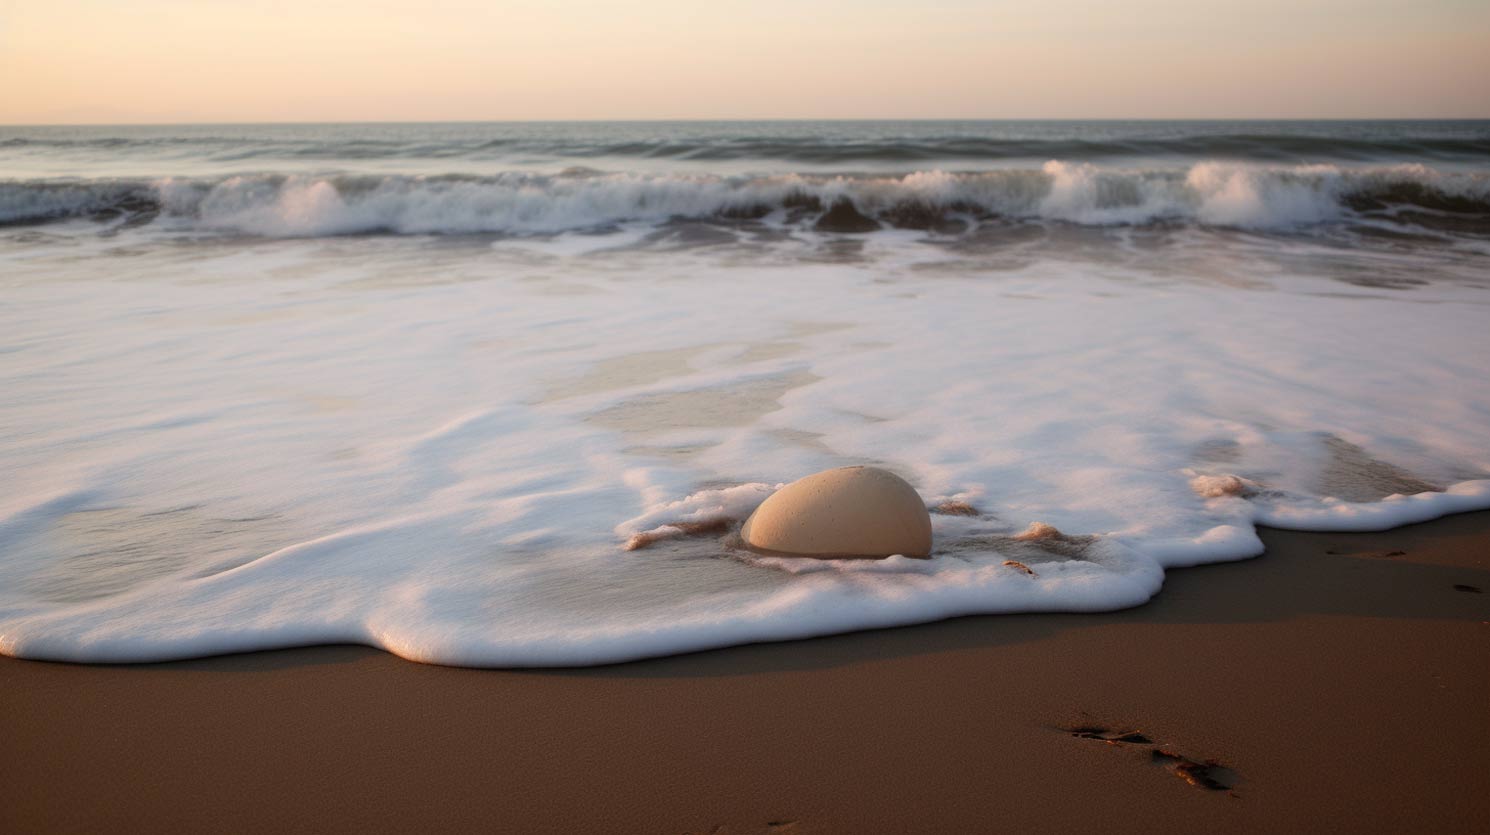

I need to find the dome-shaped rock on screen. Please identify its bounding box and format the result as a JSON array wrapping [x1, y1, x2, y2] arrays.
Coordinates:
[[740, 466, 932, 558]]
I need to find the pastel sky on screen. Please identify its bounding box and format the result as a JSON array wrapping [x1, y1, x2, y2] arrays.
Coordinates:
[[3, 0, 1488, 123]]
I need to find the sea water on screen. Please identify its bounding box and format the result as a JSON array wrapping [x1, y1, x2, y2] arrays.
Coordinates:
[[2, 121, 1488, 665]]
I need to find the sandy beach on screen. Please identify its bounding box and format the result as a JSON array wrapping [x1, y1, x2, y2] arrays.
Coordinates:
[[5, 511, 1486, 834]]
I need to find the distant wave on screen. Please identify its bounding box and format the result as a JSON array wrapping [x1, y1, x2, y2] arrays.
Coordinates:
[[5, 132, 1490, 163], [3, 163, 1488, 237]]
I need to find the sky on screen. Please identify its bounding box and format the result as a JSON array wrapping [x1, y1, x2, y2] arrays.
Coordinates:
[[2, 0, 1488, 124]]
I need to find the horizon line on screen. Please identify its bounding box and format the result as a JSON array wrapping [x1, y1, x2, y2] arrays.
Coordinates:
[[5, 116, 1490, 129]]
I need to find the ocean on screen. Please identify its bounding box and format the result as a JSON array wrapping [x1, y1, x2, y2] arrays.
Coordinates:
[[2, 120, 1488, 665]]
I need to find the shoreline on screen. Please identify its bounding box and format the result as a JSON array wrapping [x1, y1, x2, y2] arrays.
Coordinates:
[[4, 512, 1488, 833]]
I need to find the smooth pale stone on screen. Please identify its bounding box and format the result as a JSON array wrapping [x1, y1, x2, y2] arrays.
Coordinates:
[[740, 466, 933, 559]]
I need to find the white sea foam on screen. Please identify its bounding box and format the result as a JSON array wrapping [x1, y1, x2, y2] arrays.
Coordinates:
[[1, 206, 1488, 667]]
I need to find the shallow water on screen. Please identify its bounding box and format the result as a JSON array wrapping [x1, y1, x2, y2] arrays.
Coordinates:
[[2, 121, 1488, 665]]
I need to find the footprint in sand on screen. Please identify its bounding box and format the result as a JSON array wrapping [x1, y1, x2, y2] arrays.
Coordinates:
[[1068, 726, 1153, 745], [1150, 749, 1239, 792], [1064, 724, 1240, 794]]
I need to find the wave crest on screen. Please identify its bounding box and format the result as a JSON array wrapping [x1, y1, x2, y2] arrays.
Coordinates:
[[3, 163, 1487, 237]]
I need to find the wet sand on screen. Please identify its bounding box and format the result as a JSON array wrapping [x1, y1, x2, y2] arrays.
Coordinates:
[[4, 513, 1488, 834]]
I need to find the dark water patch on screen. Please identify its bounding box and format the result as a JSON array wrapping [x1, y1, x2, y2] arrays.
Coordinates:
[[634, 222, 743, 250], [1318, 435, 1441, 502], [17, 506, 295, 603], [1330, 272, 1432, 291], [932, 220, 1048, 253], [814, 200, 881, 233], [881, 200, 977, 233], [1349, 223, 1454, 245], [1346, 182, 1490, 215], [1386, 211, 1490, 238], [801, 238, 870, 263]]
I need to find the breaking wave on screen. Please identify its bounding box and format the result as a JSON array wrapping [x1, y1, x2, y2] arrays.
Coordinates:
[[3, 162, 1488, 237]]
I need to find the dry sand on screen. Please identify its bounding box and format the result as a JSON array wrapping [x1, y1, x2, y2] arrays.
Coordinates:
[[4, 512, 1488, 834]]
